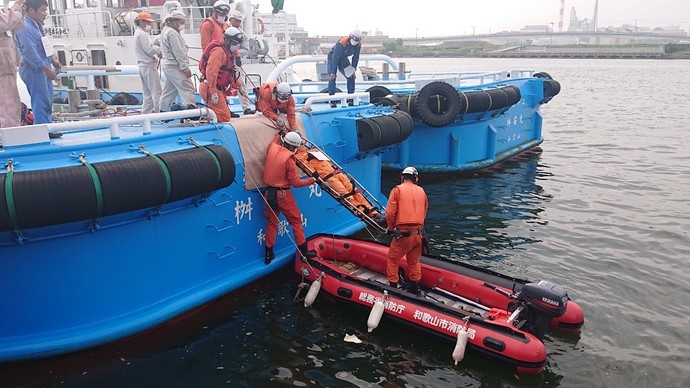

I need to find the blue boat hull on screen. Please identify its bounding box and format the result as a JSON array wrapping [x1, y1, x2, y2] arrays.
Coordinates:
[[0, 106, 401, 362], [381, 77, 553, 173]]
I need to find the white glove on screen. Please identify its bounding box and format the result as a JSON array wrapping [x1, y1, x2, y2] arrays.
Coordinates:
[[275, 117, 286, 128], [210, 92, 219, 104]]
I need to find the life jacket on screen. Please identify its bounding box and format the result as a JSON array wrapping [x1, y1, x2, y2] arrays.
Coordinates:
[[263, 142, 295, 188], [199, 40, 237, 89], [391, 182, 427, 228]]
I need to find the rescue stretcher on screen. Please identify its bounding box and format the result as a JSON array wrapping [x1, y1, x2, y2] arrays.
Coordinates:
[[294, 139, 387, 234]]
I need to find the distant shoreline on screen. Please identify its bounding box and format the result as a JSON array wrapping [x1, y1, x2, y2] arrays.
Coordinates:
[[372, 52, 690, 59]]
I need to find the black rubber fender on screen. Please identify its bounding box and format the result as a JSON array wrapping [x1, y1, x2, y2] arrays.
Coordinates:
[[156, 147, 230, 203], [10, 166, 98, 229], [93, 156, 168, 217], [464, 90, 492, 114], [397, 94, 416, 116], [543, 79, 561, 99], [320, 87, 342, 93], [356, 111, 414, 151], [376, 94, 401, 108], [533, 72, 552, 79], [503, 85, 521, 106], [365, 86, 392, 104], [487, 88, 510, 110], [0, 146, 236, 232], [414, 82, 459, 127]]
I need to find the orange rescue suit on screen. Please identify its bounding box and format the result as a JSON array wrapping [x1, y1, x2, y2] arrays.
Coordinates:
[[295, 149, 378, 216], [262, 135, 315, 247], [199, 43, 237, 122], [385, 181, 428, 284], [200, 18, 227, 51], [256, 82, 297, 130]]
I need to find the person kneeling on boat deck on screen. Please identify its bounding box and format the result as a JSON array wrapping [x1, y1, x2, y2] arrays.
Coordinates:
[[295, 148, 385, 225], [256, 82, 297, 131], [385, 166, 428, 295], [327, 28, 362, 106], [199, 27, 243, 122], [159, 10, 197, 112], [134, 11, 162, 114], [262, 131, 317, 264]]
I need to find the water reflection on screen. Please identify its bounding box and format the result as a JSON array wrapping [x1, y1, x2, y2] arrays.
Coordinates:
[[380, 149, 552, 266]]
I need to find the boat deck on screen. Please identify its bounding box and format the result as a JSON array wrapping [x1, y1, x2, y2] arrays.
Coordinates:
[[327, 260, 489, 318]]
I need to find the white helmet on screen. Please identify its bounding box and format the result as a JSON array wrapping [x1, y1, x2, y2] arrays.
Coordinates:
[[283, 131, 302, 147], [213, 0, 231, 14], [229, 10, 244, 21], [350, 28, 363, 41], [224, 27, 244, 44], [275, 82, 292, 102], [166, 10, 186, 21], [401, 166, 418, 178]]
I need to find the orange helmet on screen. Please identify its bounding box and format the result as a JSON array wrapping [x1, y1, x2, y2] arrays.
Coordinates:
[[136, 11, 155, 22]]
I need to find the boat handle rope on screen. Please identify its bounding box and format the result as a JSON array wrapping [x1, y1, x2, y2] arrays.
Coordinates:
[[3, 159, 21, 234], [78, 153, 104, 220], [139, 145, 173, 204]]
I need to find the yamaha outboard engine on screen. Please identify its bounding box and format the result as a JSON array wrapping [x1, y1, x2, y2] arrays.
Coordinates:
[[517, 281, 568, 341]]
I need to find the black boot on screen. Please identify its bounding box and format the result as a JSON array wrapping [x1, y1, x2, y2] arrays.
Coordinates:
[[389, 281, 398, 288], [265, 246, 275, 265], [298, 243, 317, 260], [411, 281, 422, 296]]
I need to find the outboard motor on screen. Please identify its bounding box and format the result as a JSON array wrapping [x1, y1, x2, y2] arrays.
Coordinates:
[[516, 281, 568, 341]]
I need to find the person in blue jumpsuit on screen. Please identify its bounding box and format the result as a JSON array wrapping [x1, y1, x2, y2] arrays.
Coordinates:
[[327, 28, 362, 97], [15, 0, 62, 124]]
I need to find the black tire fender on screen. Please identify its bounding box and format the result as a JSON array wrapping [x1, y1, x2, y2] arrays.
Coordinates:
[[414, 81, 459, 127]]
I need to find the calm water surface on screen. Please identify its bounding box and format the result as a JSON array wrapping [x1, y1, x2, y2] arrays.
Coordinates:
[[3, 59, 689, 387]]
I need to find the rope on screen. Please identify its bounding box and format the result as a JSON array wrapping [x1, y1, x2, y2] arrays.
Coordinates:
[[211, 123, 302, 252]]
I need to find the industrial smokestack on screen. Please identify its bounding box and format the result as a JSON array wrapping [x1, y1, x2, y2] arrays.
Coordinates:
[[592, 0, 599, 32], [558, 0, 565, 32]]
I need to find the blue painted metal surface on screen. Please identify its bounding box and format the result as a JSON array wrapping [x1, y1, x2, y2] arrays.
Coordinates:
[[381, 77, 551, 173], [0, 105, 397, 362]]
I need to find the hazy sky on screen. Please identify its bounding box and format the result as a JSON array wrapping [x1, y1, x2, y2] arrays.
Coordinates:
[[255, 0, 690, 37]]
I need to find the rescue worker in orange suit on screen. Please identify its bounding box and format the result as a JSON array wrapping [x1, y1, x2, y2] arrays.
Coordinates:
[[262, 131, 317, 264], [295, 148, 384, 224], [385, 166, 428, 295], [199, 27, 242, 122], [256, 81, 297, 131], [200, 0, 230, 51]]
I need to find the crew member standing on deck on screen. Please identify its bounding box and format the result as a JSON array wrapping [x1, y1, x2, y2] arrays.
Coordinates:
[[326, 28, 362, 104], [262, 131, 317, 265], [385, 166, 428, 295], [199, 27, 241, 122], [256, 81, 296, 131], [0, 0, 25, 128], [133, 11, 162, 114], [159, 10, 196, 112], [200, 0, 230, 51], [226, 10, 254, 115], [15, 0, 63, 125]]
